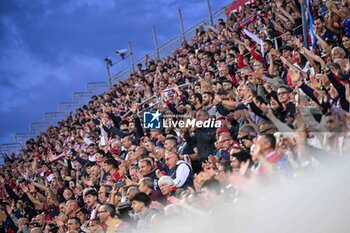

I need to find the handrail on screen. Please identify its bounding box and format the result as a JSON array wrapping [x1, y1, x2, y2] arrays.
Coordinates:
[[212, 6, 227, 17], [158, 35, 182, 50], [184, 19, 209, 35], [72, 91, 93, 102], [72, 91, 93, 96], [86, 82, 108, 88], [110, 67, 131, 84], [134, 52, 155, 66], [163, 82, 194, 93], [14, 132, 36, 145], [29, 122, 51, 135], [138, 95, 158, 106], [43, 112, 67, 123], [29, 122, 50, 130], [0, 143, 22, 156], [137, 102, 160, 116]]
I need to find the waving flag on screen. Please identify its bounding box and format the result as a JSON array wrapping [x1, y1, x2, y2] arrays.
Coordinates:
[[307, 0, 317, 48], [226, 0, 257, 15]]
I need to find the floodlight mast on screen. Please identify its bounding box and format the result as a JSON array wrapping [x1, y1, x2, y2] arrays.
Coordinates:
[[105, 57, 113, 88]]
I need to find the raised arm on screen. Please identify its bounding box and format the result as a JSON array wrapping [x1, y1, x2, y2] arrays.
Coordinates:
[[20, 184, 44, 210]]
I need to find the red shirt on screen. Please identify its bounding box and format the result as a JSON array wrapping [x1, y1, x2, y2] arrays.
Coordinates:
[[111, 170, 121, 181], [259, 151, 282, 176]]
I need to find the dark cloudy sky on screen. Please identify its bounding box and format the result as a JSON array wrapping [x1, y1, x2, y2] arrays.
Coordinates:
[[0, 0, 231, 144]]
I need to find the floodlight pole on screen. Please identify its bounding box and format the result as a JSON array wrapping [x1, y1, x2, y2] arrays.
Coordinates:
[[152, 25, 160, 60], [178, 9, 186, 41], [105, 60, 112, 88], [207, 0, 214, 26], [128, 41, 135, 73]]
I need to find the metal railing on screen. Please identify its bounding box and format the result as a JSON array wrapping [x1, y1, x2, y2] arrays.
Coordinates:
[[158, 35, 182, 59], [184, 19, 209, 42], [58, 101, 80, 114], [72, 91, 93, 105], [111, 67, 132, 85], [14, 132, 36, 146], [86, 82, 108, 95], [0, 143, 22, 163], [0, 143, 22, 155], [108, 57, 130, 76], [29, 122, 51, 136], [43, 112, 67, 125], [107, 3, 229, 84], [212, 6, 227, 23], [133, 51, 155, 68], [137, 82, 194, 116]]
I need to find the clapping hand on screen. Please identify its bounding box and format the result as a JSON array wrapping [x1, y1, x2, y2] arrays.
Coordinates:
[[155, 169, 165, 179], [149, 201, 165, 210], [345, 84, 350, 103], [5, 205, 13, 215], [130, 102, 138, 114], [288, 69, 302, 87], [276, 0, 282, 8]]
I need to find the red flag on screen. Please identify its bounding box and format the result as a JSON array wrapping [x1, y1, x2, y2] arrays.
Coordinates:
[[226, 0, 257, 15]]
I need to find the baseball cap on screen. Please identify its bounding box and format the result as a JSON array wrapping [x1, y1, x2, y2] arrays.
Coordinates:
[[216, 127, 230, 134]]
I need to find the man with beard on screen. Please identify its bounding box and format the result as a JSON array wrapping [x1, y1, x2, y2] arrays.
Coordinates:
[[189, 93, 203, 110], [99, 204, 130, 233], [144, 140, 156, 153], [43, 195, 60, 221], [31, 213, 46, 232], [103, 158, 122, 182], [185, 110, 216, 164], [67, 217, 85, 233], [66, 200, 79, 218], [202, 92, 217, 117], [163, 137, 177, 154], [214, 88, 240, 116], [120, 136, 135, 160], [164, 152, 193, 188], [213, 134, 234, 161], [149, 129, 164, 148], [326, 112, 349, 156], [275, 85, 295, 123], [98, 185, 112, 205], [314, 16, 339, 43], [251, 134, 290, 177], [139, 177, 164, 203], [237, 124, 256, 151], [63, 188, 75, 202], [128, 117, 145, 144], [138, 159, 158, 187], [230, 149, 252, 172]]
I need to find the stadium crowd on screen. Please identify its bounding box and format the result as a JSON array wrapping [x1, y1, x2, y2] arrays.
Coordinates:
[[1, 0, 350, 232]]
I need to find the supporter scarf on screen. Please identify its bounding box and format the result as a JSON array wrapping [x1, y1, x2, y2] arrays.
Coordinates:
[[344, 18, 350, 37], [239, 12, 268, 29], [110, 148, 120, 155], [243, 29, 264, 57], [259, 151, 282, 176]]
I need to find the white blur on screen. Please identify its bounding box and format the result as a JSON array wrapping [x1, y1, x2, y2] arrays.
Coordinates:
[[151, 157, 350, 233]]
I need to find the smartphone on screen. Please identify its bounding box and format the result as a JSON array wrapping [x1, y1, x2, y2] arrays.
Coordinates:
[[114, 180, 126, 189]]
